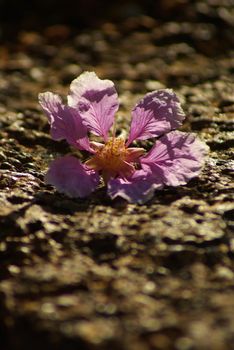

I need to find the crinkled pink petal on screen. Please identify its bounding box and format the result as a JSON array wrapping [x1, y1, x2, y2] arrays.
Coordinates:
[[45, 155, 100, 198], [107, 170, 163, 204], [141, 131, 209, 186], [68, 71, 119, 141], [39, 92, 91, 151], [127, 89, 185, 145]]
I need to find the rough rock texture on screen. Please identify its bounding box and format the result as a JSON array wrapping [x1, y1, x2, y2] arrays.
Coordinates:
[[0, 1, 234, 349]]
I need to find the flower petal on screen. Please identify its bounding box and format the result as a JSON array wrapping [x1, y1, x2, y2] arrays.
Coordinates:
[[45, 155, 99, 198], [107, 170, 163, 204], [39, 92, 90, 151], [127, 89, 185, 145], [67, 72, 119, 140], [141, 131, 209, 186], [125, 147, 146, 162]]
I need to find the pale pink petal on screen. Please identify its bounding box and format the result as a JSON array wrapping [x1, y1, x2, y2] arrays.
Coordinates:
[[107, 170, 163, 204], [125, 147, 146, 162], [127, 89, 185, 145], [39, 92, 90, 151], [67, 72, 119, 140], [141, 131, 209, 186], [45, 156, 99, 198]]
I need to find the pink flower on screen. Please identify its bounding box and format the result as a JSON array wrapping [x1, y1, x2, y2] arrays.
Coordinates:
[[39, 72, 209, 203]]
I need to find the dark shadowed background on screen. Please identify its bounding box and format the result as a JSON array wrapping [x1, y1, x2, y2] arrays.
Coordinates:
[[0, 0, 233, 51]]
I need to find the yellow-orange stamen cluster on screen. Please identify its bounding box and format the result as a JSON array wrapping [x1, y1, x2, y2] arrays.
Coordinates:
[[86, 138, 133, 181]]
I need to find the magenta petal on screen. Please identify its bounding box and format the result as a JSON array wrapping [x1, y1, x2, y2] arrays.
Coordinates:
[[107, 170, 163, 204], [45, 156, 99, 198], [141, 131, 209, 186], [127, 89, 185, 145], [39, 92, 90, 151], [68, 72, 119, 140]]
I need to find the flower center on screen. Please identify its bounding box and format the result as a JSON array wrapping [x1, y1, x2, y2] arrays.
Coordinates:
[[86, 137, 145, 183], [86, 137, 128, 178], [98, 138, 127, 168]]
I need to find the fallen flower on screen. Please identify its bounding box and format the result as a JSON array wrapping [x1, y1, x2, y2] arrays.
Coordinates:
[[39, 71, 209, 203]]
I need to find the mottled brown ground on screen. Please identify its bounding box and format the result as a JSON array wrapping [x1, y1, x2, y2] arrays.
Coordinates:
[[0, 1, 234, 349]]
